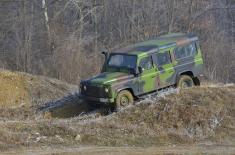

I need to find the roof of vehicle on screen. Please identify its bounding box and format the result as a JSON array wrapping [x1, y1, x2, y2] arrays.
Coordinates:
[[112, 33, 198, 57]]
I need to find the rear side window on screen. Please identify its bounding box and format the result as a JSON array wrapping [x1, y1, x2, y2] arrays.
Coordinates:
[[155, 51, 172, 66], [174, 43, 197, 60]]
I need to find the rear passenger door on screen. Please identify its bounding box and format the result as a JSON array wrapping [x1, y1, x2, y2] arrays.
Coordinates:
[[153, 50, 175, 88], [138, 56, 158, 94]]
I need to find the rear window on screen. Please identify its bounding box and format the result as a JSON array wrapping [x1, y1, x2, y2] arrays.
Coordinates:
[[174, 43, 197, 60]]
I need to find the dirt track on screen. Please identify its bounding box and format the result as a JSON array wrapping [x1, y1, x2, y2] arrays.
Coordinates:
[[3, 145, 235, 155]]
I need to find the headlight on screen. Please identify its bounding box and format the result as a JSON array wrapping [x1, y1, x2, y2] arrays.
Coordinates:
[[83, 85, 87, 91], [105, 87, 109, 93]]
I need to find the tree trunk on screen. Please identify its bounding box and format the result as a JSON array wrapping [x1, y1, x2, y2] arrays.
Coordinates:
[[42, 0, 53, 53]]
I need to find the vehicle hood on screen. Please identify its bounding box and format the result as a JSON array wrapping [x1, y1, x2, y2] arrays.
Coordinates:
[[83, 72, 134, 85]]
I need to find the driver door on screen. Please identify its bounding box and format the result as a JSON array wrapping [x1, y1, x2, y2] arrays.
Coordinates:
[[138, 55, 158, 94]]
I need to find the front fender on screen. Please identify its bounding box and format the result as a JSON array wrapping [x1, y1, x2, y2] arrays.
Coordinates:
[[111, 77, 139, 97], [111, 85, 137, 99]]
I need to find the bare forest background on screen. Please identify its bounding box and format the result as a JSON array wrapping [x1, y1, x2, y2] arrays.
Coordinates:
[[0, 0, 235, 84]]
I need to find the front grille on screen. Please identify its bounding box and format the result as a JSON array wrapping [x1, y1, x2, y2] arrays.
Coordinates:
[[81, 84, 108, 98]]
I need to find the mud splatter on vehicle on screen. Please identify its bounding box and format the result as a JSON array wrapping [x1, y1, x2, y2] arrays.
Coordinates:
[[80, 33, 204, 110]]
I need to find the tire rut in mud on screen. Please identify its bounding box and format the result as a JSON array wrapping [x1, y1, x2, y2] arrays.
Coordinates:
[[39, 92, 111, 118], [39, 87, 179, 119]]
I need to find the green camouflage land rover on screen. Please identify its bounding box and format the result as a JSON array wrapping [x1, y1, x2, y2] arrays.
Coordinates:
[[80, 33, 203, 110]]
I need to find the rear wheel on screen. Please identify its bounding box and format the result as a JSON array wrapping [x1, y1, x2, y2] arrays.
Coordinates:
[[115, 90, 134, 111], [177, 75, 194, 88]]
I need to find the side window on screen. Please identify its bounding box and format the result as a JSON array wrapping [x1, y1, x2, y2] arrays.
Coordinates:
[[155, 51, 172, 66], [174, 43, 197, 60], [185, 43, 197, 56], [174, 47, 187, 59], [139, 56, 153, 70]]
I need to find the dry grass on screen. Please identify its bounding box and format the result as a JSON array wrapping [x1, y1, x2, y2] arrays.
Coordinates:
[[0, 85, 233, 152], [0, 70, 30, 107], [0, 70, 77, 120], [0, 70, 234, 152], [74, 85, 235, 147], [0, 69, 77, 108]]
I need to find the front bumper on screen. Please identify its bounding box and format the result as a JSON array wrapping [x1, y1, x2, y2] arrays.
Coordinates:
[[80, 95, 114, 103]]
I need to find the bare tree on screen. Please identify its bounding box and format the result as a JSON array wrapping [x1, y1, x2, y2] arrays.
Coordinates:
[[0, 0, 234, 83]]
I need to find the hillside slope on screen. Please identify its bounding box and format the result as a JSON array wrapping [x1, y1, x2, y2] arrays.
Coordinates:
[[0, 78, 234, 153], [83, 85, 235, 146], [0, 70, 78, 119], [0, 70, 78, 107]]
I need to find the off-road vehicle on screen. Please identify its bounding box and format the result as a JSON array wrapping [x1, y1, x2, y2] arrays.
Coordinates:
[[80, 33, 204, 109]]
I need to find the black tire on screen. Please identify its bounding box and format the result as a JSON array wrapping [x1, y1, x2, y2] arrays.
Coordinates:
[[177, 75, 194, 88], [193, 77, 200, 86], [115, 90, 134, 111]]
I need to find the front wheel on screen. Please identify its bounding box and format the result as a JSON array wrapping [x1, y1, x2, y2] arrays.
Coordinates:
[[177, 75, 194, 88], [115, 90, 134, 111]]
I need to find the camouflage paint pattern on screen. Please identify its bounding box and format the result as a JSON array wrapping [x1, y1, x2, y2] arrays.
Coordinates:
[[80, 33, 204, 104]]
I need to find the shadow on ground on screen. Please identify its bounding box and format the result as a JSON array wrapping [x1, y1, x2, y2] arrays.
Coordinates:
[[39, 93, 109, 118]]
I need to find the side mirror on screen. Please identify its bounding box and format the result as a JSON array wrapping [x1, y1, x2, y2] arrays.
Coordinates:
[[138, 66, 143, 74], [101, 49, 108, 56], [101, 50, 109, 73], [101, 51, 107, 56], [101, 50, 109, 61]]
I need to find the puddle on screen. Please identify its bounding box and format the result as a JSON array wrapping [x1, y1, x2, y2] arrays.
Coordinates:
[[40, 93, 110, 118], [49, 101, 89, 118]]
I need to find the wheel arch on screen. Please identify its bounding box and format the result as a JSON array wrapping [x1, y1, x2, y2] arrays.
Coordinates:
[[116, 87, 136, 98], [176, 70, 200, 86], [179, 70, 194, 77]]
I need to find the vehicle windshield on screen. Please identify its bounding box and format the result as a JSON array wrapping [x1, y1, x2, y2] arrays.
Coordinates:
[[107, 54, 137, 70]]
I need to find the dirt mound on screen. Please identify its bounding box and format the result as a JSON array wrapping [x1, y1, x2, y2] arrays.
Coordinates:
[[72, 85, 235, 147], [0, 70, 30, 107], [0, 70, 77, 108], [0, 70, 78, 119]]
